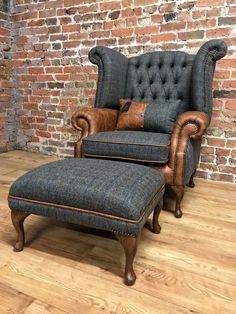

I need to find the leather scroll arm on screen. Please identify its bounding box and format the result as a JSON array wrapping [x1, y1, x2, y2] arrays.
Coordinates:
[[71, 108, 119, 157], [163, 111, 210, 186]]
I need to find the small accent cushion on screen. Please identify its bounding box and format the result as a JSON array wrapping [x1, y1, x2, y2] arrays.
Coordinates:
[[8, 158, 165, 235], [116, 99, 147, 130], [116, 99, 185, 134]]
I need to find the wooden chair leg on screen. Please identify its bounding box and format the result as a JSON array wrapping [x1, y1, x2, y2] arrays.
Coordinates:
[[115, 232, 140, 286], [189, 169, 196, 188], [153, 198, 163, 234], [11, 211, 30, 252], [170, 185, 185, 218]]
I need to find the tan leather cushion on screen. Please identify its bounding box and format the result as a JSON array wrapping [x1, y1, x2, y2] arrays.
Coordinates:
[[116, 99, 147, 130]]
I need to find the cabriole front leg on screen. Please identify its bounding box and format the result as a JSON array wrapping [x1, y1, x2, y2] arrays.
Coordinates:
[[11, 211, 30, 252], [169, 185, 185, 218], [189, 169, 196, 188], [115, 232, 140, 286]]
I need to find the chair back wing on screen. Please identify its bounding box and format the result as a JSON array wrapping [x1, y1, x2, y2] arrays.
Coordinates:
[[191, 39, 227, 118], [89, 46, 128, 109], [125, 51, 195, 113]]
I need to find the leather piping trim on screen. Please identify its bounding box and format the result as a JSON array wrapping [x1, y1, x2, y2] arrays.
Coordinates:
[[83, 153, 168, 164], [8, 184, 164, 224], [83, 138, 170, 147]]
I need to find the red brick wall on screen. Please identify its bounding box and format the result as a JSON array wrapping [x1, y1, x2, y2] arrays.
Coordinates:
[[8, 0, 236, 182], [0, 3, 14, 152]]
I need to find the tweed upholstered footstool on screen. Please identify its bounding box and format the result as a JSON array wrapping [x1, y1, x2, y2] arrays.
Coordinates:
[[8, 158, 164, 286]]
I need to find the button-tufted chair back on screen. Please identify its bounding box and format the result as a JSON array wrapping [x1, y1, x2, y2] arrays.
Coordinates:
[[88, 40, 227, 119], [125, 52, 195, 112]]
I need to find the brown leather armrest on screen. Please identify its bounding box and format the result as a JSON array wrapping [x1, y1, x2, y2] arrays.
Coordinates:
[[71, 107, 119, 157], [163, 111, 210, 185], [172, 111, 210, 141], [71, 107, 119, 135]]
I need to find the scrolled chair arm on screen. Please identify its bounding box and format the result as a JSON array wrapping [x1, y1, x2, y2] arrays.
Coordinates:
[[172, 111, 210, 140], [71, 107, 119, 134], [165, 111, 210, 186], [71, 107, 119, 157]]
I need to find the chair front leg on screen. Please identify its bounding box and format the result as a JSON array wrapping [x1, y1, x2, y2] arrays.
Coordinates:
[[189, 169, 196, 188], [169, 185, 185, 218], [11, 211, 30, 252]]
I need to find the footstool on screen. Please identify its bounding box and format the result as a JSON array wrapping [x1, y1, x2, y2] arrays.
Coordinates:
[[8, 158, 164, 286]]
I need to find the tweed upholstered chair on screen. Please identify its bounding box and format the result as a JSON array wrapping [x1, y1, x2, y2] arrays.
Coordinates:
[[71, 39, 227, 218]]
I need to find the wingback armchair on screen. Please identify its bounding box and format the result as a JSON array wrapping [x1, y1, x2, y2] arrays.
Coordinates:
[[71, 39, 227, 218]]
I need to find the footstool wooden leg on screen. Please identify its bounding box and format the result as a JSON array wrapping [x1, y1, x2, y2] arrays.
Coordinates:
[[153, 198, 163, 234], [11, 211, 30, 252], [115, 232, 140, 286]]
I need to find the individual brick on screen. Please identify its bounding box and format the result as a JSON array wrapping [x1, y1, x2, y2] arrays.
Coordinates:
[[210, 173, 234, 183]]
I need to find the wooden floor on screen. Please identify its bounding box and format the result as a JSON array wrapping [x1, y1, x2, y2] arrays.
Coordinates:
[[0, 151, 236, 314]]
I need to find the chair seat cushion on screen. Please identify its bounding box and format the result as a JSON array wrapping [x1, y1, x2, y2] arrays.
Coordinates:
[[82, 131, 170, 163], [8, 158, 165, 235]]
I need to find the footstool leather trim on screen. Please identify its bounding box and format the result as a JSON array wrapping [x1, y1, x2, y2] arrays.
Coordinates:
[[83, 153, 168, 164], [8, 184, 164, 224]]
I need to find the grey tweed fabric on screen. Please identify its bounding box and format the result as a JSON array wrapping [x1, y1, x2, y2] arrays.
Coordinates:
[[89, 46, 128, 109], [125, 51, 194, 113], [83, 130, 170, 163], [144, 100, 186, 134], [184, 139, 201, 185], [191, 39, 227, 118], [8, 158, 165, 235]]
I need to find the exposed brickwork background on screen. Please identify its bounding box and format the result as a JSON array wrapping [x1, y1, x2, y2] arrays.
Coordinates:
[[1, 0, 236, 182], [0, 0, 15, 152]]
